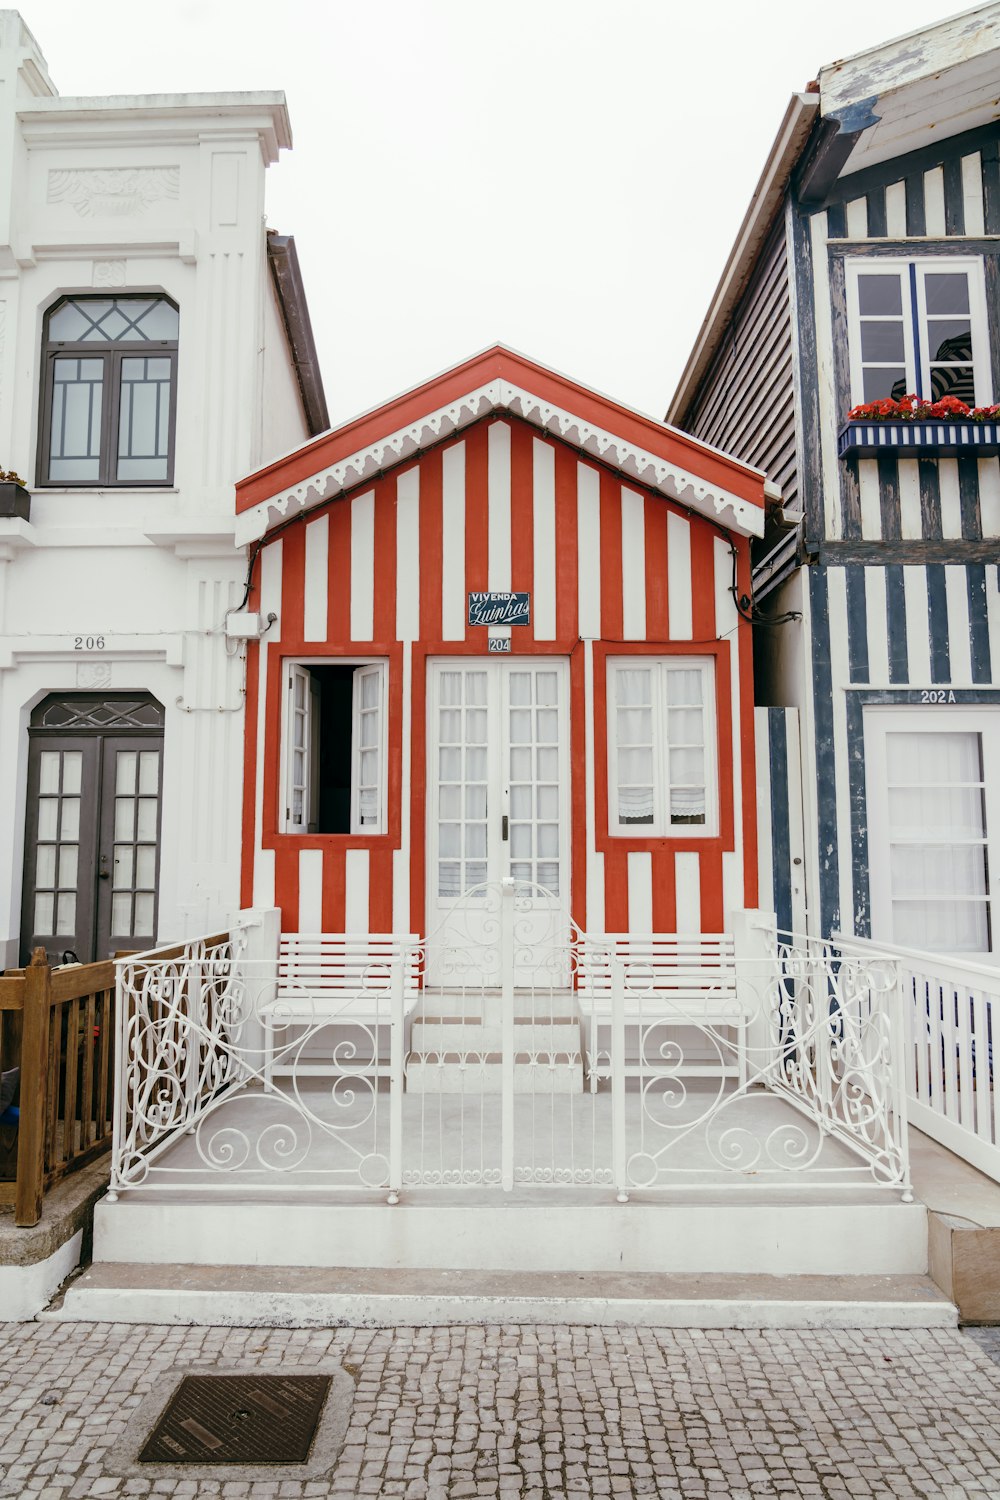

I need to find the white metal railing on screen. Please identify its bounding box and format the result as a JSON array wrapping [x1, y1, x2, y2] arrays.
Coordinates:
[[106, 895, 912, 1201], [835, 932, 998, 1185]]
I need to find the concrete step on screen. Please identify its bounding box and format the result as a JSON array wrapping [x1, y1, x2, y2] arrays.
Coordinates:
[[44, 1262, 958, 1329], [410, 1021, 582, 1051], [405, 1055, 584, 1093]]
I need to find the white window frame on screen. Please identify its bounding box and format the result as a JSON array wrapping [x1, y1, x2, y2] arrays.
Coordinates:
[[845, 256, 994, 408], [864, 706, 1000, 960], [280, 657, 389, 836], [606, 655, 718, 839]]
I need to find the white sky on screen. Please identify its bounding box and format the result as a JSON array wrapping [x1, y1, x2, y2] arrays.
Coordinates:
[[21, 0, 959, 429]]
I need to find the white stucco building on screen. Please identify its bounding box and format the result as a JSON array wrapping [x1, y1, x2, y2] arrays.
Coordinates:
[[0, 11, 326, 967]]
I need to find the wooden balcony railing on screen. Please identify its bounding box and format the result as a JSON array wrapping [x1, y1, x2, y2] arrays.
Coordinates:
[[0, 948, 116, 1227]]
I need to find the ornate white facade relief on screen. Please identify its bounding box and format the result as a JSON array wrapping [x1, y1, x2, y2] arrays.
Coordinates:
[[47, 166, 181, 218]]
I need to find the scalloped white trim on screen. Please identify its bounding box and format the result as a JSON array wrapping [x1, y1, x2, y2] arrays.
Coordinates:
[[235, 380, 764, 547]]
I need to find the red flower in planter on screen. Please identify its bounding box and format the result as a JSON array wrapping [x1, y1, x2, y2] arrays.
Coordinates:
[[845, 395, 999, 423]]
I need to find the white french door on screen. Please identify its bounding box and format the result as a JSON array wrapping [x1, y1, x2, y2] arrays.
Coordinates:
[[426, 658, 571, 985]]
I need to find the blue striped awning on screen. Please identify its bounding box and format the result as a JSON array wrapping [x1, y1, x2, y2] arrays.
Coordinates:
[[838, 420, 1000, 460]]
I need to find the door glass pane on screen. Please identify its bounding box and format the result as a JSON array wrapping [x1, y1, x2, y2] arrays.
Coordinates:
[[37, 800, 58, 840], [138, 751, 159, 795], [35, 845, 56, 886], [507, 665, 562, 895], [56, 894, 76, 933], [112, 893, 131, 934], [58, 845, 78, 888], [115, 799, 135, 840], [34, 893, 54, 935], [134, 893, 155, 934], [114, 846, 134, 888], [60, 799, 80, 840], [116, 751, 137, 794], [135, 845, 156, 887], [62, 752, 82, 795], [38, 752, 60, 795]]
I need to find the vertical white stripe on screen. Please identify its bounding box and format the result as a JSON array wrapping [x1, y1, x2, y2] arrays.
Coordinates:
[[674, 852, 701, 933], [583, 640, 604, 932], [254, 848, 275, 909], [945, 565, 973, 687], [620, 488, 646, 640], [812, 212, 840, 540], [753, 708, 774, 921], [626, 851, 652, 935], [667, 511, 692, 639], [785, 709, 807, 935], [532, 438, 556, 641], [441, 443, 466, 641], [577, 463, 601, 639], [961, 154, 986, 236], [393, 642, 413, 934], [826, 569, 855, 934], [903, 566, 932, 684], [924, 167, 946, 235], [845, 197, 867, 238], [303, 515, 329, 641], [985, 566, 1000, 686], [252, 635, 274, 908], [978, 458, 1000, 538], [298, 849, 324, 932], [350, 490, 375, 640], [344, 849, 370, 931], [938, 460, 963, 540], [259, 538, 283, 634], [722, 852, 743, 924], [858, 459, 882, 540], [885, 181, 907, 237], [395, 467, 420, 642], [487, 421, 511, 593], [864, 567, 890, 687], [898, 461, 923, 539]]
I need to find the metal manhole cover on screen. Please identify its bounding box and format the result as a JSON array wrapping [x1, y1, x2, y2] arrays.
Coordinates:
[[139, 1374, 332, 1465]]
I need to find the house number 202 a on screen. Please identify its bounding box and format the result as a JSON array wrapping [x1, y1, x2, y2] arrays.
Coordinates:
[[73, 635, 106, 650], [920, 689, 956, 703]]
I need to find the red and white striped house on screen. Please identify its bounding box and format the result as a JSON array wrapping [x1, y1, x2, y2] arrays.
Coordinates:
[[233, 346, 769, 958]]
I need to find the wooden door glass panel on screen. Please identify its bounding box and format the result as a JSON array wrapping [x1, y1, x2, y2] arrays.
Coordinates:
[[98, 740, 163, 952], [20, 737, 100, 963], [507, 667, 562, 896]]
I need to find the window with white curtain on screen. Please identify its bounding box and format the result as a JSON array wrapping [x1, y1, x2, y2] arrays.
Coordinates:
[[607, 657, 717, 837], [282, 660, 387, 834], [865, 709, 999, 955]]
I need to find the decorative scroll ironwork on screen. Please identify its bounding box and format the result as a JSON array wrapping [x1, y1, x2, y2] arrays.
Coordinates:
[[109, 902, 911, 1202]]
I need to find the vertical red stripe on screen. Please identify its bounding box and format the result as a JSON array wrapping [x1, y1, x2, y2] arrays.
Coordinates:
[[322, 849, 347, 930], [419, 449, 443, 641], [650, 851, 676, 931], [275, 847, 300, 932], [569, 645, 587, 933], [554, 445, 578, 640], [510, 422, 535, 640], [699, 850, 724, 930], [368, 849, 394, 931], [464, 424, 489, 597], [327, 498, 352, 641], [281, 525, 305, 643], [644, 499, 668, 639], [240, 642, 259, 907], [599, 472, 623, 639], [603, 848, 629, 931], [690, 527, 716, 641], [372, 476, 397, 640]]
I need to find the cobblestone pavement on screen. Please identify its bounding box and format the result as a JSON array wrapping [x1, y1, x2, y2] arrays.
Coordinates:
[[2, 1322, 1000, 1499]]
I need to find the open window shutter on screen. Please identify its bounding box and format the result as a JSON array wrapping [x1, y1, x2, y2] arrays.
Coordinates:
[[352, 664, 384, 834], [285, 664, 312, 831], [612, 663, 656, 829]]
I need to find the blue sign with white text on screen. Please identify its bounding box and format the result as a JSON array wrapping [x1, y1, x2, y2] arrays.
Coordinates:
[[468, 591, 530, 628]]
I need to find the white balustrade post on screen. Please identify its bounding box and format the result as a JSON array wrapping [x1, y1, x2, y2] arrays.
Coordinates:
[[500, 879, 516, 1192], [885, 959, 913, 1201], [730, 909, 776, 1088], [388, 953, 405, 1204], [611, 956, 628, 1202], [234, 907, 281, 1085], [106, 957, 131, 1201]]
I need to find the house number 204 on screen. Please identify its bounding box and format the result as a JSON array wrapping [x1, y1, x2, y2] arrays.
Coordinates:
[[73, 635, 106, 650]]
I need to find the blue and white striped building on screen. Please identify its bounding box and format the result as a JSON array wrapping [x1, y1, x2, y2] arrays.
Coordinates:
[[670, 5, 1000, 959]]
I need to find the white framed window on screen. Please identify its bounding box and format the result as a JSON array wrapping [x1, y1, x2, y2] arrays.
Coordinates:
[[282, 659, 388, 834], [607, 656, 717, 837], [865, 708, 999, 957], [845, 258, 993, 407]]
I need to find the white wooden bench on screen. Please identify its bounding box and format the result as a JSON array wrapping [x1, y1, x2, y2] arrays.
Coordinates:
[[577, 934, 746, 1089], [261, 933, 421, 1087]]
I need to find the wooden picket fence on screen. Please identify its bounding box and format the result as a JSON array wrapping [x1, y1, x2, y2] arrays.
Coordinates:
[[0, 949, 116, 1227]]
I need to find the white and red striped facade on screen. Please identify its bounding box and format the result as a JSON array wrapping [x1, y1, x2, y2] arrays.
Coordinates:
[[234, 347, 769, 939]]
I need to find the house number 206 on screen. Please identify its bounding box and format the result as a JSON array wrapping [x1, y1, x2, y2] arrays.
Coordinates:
[[73, 635, 106, 650]]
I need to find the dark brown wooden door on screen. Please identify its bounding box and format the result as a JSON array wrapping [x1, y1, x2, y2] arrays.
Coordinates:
[[20, 696, 164, 964]]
